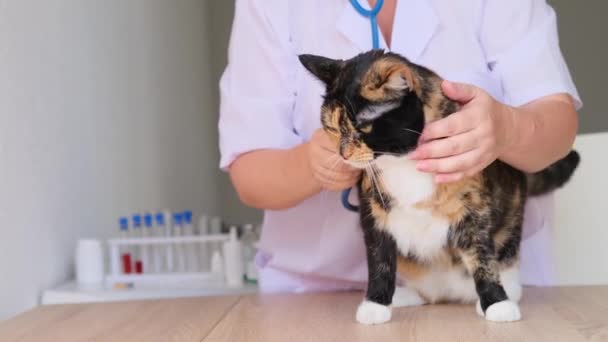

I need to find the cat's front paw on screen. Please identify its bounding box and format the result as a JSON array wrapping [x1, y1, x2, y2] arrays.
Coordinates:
[[484, 300, 521, 322], [356, 300, 392, 325]]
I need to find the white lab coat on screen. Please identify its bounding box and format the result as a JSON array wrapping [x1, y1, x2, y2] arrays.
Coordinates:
[[219, 0, 581, 291]]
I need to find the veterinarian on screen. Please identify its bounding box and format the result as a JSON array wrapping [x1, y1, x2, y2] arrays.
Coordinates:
[[219, 0, 580, 292]]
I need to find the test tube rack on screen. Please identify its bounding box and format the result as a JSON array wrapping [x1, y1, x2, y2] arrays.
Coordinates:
[[106, 234, 230, 289]]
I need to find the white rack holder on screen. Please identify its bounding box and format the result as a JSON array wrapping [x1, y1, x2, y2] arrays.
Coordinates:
[[106, 234, 230, 289]]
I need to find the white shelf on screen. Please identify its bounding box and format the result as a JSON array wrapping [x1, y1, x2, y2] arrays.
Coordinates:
[[107, 234, 229, 246], [41, 281, 258, 305]]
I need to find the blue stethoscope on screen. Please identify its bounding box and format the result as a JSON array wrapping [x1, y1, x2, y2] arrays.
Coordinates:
[[341, 0, 385, 212]]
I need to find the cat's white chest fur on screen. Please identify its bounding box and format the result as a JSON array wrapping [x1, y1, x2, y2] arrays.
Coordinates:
[[374, 156, 450, 261]]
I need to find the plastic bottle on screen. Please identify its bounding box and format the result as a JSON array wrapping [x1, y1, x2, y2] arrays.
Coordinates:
[[222, 226, 244, 288], [241, 224, 259, 283], [210, 249, 224, 279]]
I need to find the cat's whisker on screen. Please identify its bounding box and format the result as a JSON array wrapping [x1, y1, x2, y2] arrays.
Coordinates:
[[372, 164, 388, 194], [345, 155, 375, 169], [372, 151, 402, 157], [400, 127, 422, 136], [371, 164, 388, 206], [366, 163, 386, 209]]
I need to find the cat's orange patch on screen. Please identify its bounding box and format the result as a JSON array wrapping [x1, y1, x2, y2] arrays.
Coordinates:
[[397, 257, 428, 280], [459, 249, 501, 282], [457, 250, 480, 273], [494, 228, 512, 251], [343, 144, 374, 162], [360, 58, 421, 101], [370, 199, 388, 227], [321, 105, 341, 130], [360, 56, 456, 123], [321, 104, 342, 146], [361, 173, 372, 192], [423, 89, 447, 123], [415, 176, 483, 224]]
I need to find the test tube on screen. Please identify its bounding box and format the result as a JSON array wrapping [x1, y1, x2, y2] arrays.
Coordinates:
[[183, 211, 198, 272], [119, 217, 132, 274], [173, 213, 186, 272], [132, 214, 143, 274]]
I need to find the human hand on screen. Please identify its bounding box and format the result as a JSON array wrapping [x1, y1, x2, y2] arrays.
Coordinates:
[[307, 129, 361, 191], [408, 80, 517, 183]]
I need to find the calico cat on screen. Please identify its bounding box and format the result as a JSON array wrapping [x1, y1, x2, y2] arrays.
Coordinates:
[[299, 50, 580, 324]]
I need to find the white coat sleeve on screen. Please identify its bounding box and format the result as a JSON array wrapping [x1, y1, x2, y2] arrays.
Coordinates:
[[480, 0, 582, 108], [218, 0, 300, 170]]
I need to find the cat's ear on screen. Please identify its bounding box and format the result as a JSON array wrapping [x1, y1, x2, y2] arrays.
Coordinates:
[[361, 59, 418, 101], [299, 54, 343, 85]]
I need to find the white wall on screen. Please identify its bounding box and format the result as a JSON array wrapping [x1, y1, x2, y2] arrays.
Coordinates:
[[554, 132, 608, 285], [0, 0, 220, 319], [206, 0, 262, 225]]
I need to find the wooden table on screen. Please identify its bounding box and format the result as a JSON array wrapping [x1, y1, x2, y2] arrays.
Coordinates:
[[1, 286, 607, 341]]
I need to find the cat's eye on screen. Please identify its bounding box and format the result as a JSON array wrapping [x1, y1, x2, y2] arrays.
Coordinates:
[[359, 124, 373, 133]]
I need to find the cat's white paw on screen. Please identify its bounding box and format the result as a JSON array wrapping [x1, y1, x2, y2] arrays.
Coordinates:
[[356, 300, 392, 325], [475, 300, 484, 317], [392, 286, 426, 308], [500, 266, 523, 302], [484, 300, 521, 322]]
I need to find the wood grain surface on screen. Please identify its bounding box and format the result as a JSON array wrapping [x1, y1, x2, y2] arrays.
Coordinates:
[[205, 287, 608, 342], [1, 287, 607, 342], [0, 296, 239, 342]]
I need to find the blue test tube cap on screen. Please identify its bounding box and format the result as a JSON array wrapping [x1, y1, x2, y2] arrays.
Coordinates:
[[155, 212, 165, 226], [119, 217, 129, 231], [132, 214, 142, 228], [183, 211, 193, 224], [173, 212, 183, 225], [144, 213, 153, 227]]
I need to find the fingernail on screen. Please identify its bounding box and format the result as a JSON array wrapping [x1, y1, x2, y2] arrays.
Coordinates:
[[408, 151, 419, 160], [448, 80, 460, 90]]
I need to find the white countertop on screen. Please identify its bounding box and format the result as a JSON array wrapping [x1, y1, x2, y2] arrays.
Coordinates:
[[41, 281, 258, 305]]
